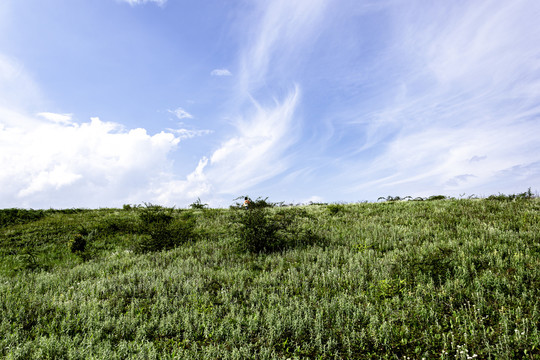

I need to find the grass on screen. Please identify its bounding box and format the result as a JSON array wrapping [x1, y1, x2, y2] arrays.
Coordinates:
[[0, 196, 539, 359]]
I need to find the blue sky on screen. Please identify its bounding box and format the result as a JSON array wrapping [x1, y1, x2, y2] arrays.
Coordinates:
[[1, 0, 539, 208]]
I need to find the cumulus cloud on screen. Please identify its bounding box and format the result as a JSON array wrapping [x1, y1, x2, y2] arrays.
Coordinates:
[[211, 69, 232, 76], [0, 114, 181, 208], [152, 157, 211, 205]]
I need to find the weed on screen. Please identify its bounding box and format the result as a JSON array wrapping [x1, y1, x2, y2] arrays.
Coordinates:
[[373, 278, 407, 299]]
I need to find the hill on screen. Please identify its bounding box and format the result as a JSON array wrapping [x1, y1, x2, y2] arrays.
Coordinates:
[[1, 197, 539, 359]]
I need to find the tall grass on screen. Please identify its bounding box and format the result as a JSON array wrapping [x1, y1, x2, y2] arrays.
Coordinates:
[[0, 196, 539, 359]]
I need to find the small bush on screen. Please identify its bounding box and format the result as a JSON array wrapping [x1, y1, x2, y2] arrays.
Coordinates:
[[235, 208, 284, 253], [372, 278, 407, 299], [427, 195, 447, 201], [234, 207, 324, 253], [69, 234, 87, 253], [134, 203, 194, 253], [327, 204, 345, 215]]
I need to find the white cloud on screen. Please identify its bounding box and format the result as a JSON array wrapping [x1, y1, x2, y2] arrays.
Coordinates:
[[206, 86, 301, 194], [168, 107, 193, 120], [327, 0, 540, 200], [0, 113, 182, 208], [37, 112, 74, 125], [152, 86, 301, 204], [157, 1, 329, 204], [211, 69, 232, 76], [152, 157, 211, 206], [118, 0, 167, 7], [238, 0, 329, 94], [170, 128, 212, 140]]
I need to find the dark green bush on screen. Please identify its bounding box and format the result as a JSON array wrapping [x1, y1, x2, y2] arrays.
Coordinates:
[[234, 207, 324, 253], [327, 204, 345, 215], [134, 203, 194, 253], [69, 234, 87, 253], [235, 208, 284, 253], [427, 195, 447, 201]]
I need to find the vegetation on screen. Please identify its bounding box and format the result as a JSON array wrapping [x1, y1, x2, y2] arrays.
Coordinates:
[[0, 192, 539, 359]]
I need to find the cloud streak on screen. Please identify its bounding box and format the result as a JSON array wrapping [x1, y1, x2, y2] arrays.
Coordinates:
[[211, 69, 232, 77], [118, 0, 166, 7], [340, 0, 540, 199], [154, 0, 330, 205], [169, 108, 193, 120]]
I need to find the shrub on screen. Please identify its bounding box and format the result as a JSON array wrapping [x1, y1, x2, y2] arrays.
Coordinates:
[[95, 216, 136, 236], [377, 196, 411, 202], [372, 278, 407, 299], [327, 204, 345, 215], [235, 208, 284, 253], [134, 203, 194, 253], [427, 195, 447, 201], [234, 207, 324, 253], [69, 234, 87, 253]]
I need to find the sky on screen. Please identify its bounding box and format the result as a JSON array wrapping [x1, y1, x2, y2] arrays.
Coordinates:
[[1, 0, 539, 208]]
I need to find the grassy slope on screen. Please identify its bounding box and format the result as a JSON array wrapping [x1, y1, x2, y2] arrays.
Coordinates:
[[1, 199, 539, 359]]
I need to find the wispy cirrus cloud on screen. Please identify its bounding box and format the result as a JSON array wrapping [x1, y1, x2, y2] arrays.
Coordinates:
[[118, 0, 166, 7], [170, 128, 212, 140], [340, 0, 540, 199], [37, 112, 74, 125], [168, 107, 193, 120], [210, 69, 232, 77], [153, 0, 330, 205], [237, 0, 328, 95]]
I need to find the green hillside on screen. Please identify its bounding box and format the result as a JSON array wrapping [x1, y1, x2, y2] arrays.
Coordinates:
[[1, 196, 539, 359]]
